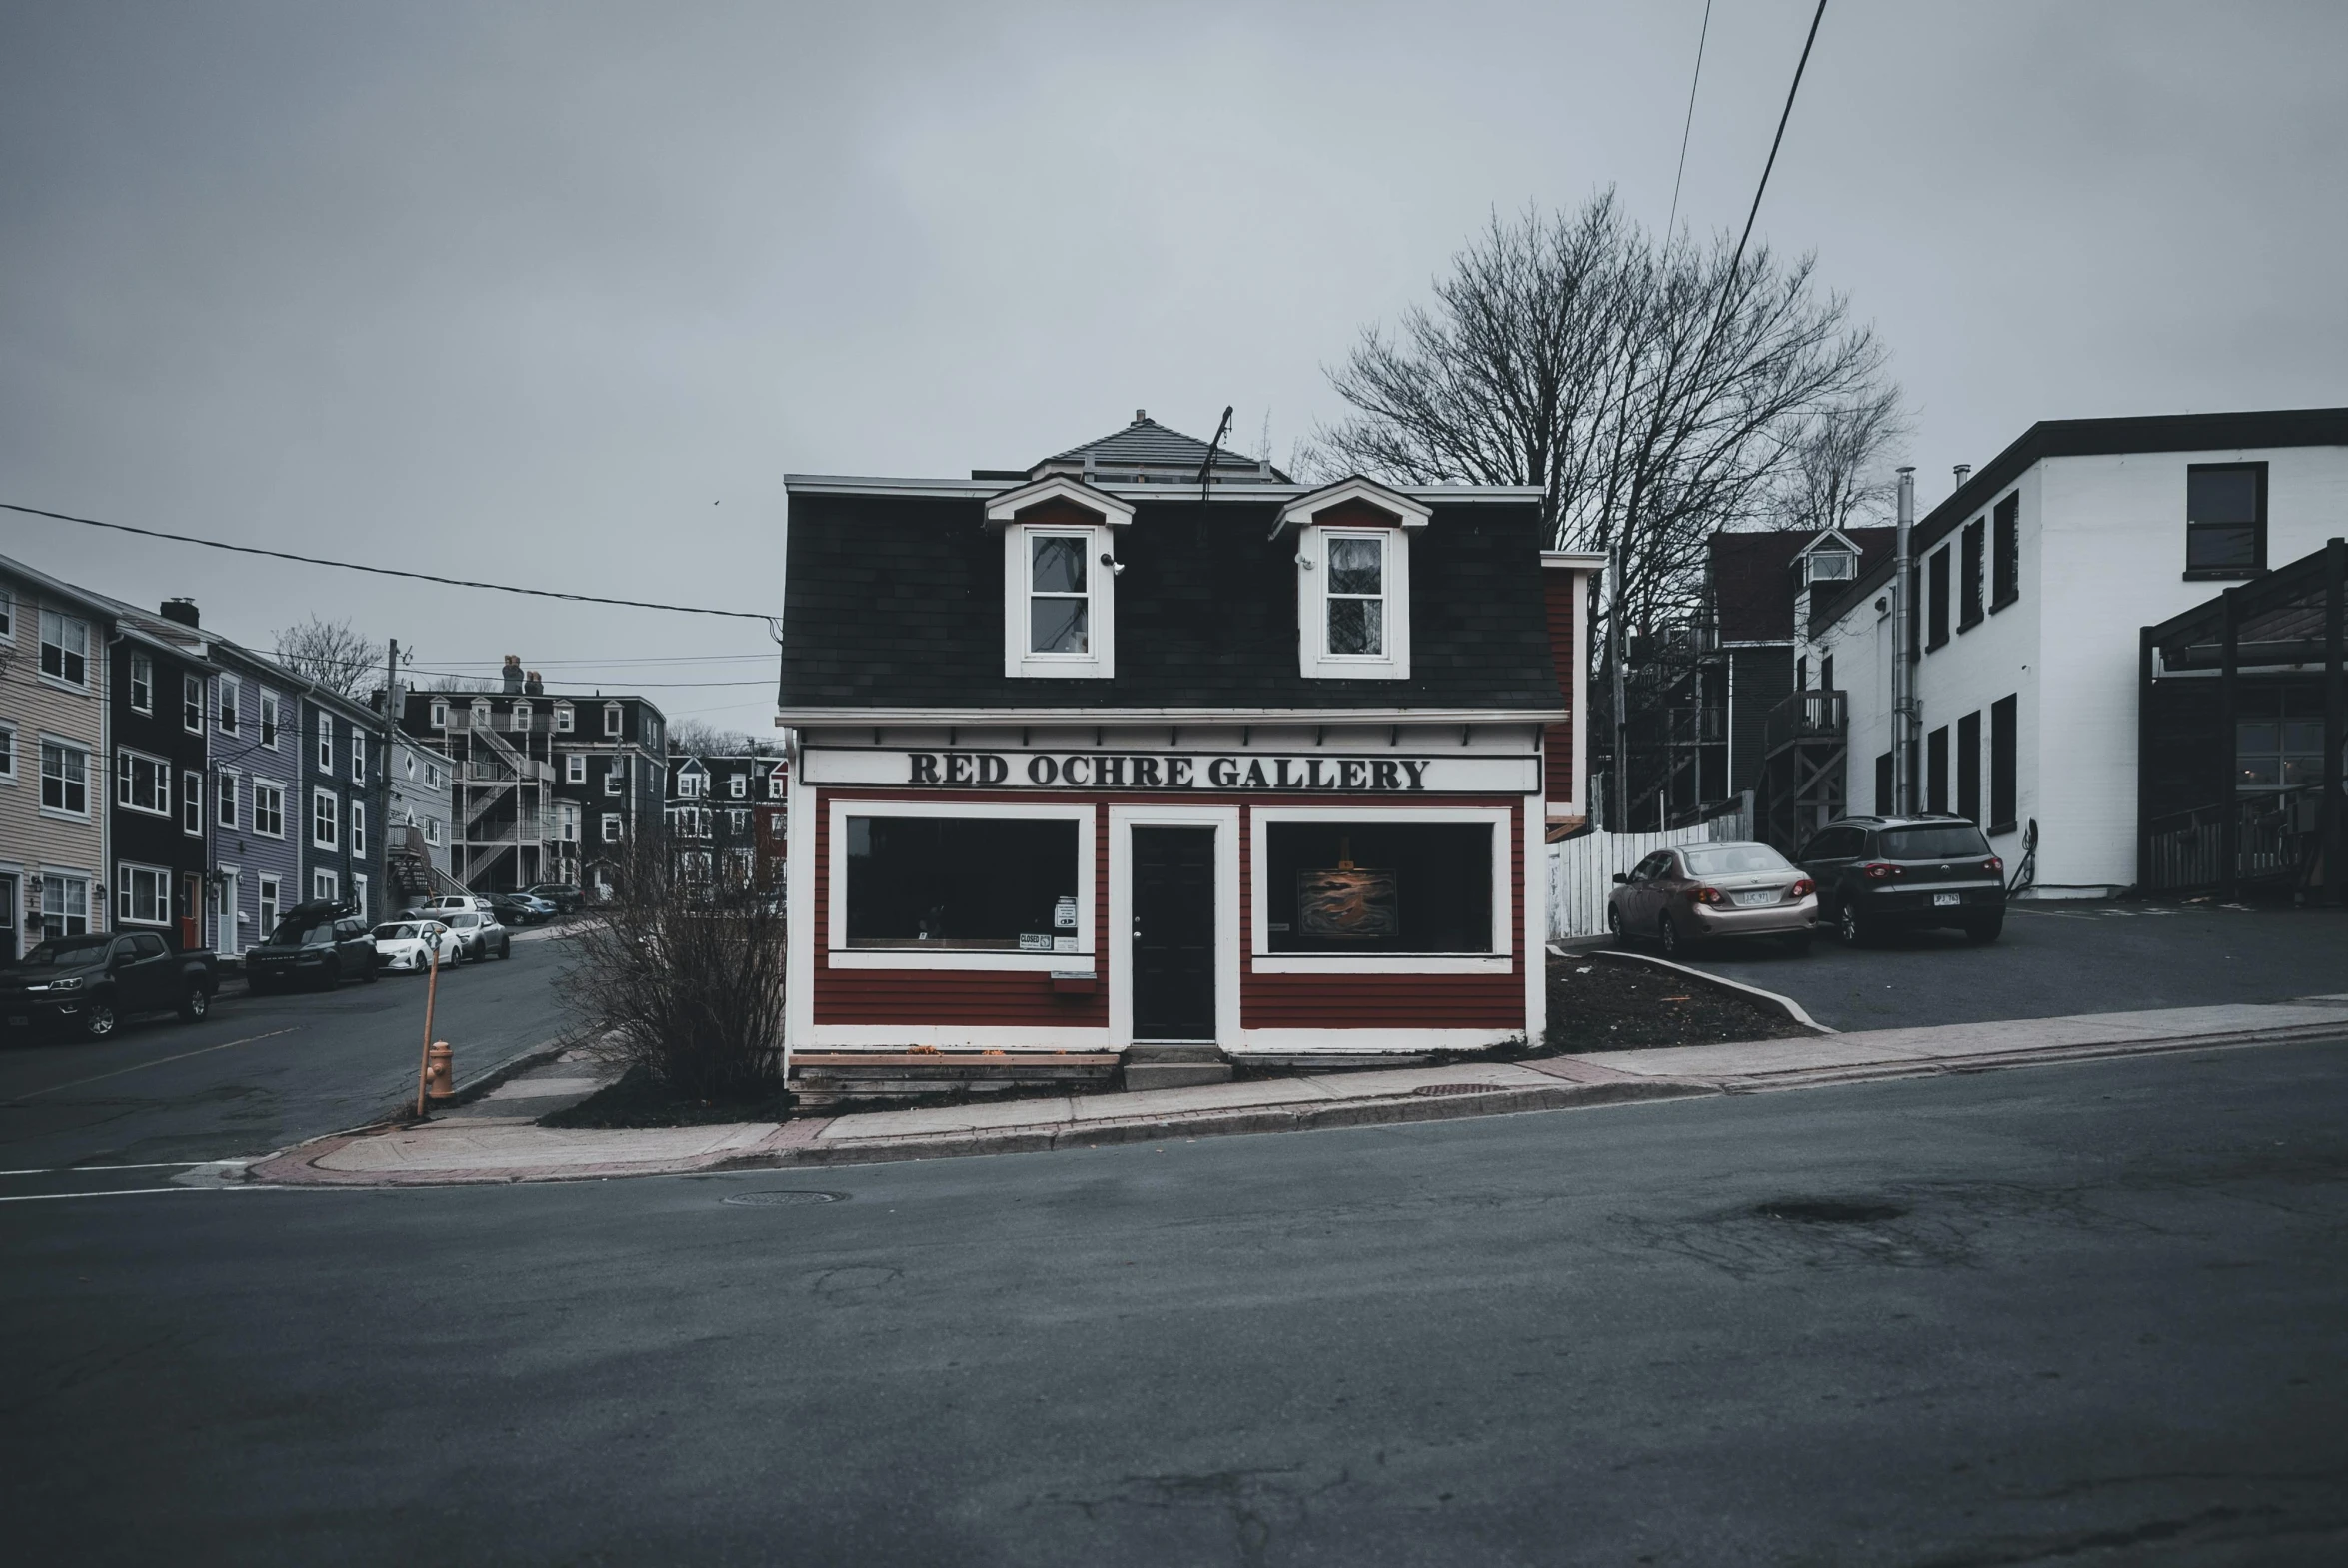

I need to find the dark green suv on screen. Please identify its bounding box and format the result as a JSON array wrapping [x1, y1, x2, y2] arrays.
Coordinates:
[[1795, 816, 2007, 945]]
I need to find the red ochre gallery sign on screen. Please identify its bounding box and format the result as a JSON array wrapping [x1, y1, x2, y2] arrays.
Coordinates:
[[800, 748, 1541, 795]]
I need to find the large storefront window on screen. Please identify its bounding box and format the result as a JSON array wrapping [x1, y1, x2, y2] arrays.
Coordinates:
[[1263, 821, 1493, 953], [845, 815, 1080, 950]]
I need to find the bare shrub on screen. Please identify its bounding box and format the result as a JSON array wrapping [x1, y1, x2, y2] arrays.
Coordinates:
[[564, 844, 787, 1102]]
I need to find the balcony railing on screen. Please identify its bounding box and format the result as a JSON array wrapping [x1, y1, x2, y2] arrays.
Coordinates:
[[1763, 689, 1847, 757]]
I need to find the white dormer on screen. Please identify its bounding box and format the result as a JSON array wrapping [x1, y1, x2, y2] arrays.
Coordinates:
[[985, 475, 1135, 680], [1276, 477, 1429, 681], [1796, 528, 1862, 585]]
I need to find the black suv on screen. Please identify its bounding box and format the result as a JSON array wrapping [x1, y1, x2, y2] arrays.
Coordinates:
[[244, 901, 381, 992], [1795, 816, 2007, 945]]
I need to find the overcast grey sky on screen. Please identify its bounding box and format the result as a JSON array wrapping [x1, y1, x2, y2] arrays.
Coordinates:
[[4, 2, 2343, 737]]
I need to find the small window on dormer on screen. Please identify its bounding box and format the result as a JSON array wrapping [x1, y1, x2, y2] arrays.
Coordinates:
[[1806, 551, 1855, 582], [1324, 535, 1386, 656], [1028, 535, 1091, 655]]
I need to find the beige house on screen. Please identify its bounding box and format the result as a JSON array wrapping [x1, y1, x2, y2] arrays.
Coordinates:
[[0, 554, 115, 958]]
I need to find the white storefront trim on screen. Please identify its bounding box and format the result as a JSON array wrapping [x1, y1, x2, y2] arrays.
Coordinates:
[[822, 795, 1096, 972], [1107, 802, 1242, 1050], [1246, 803, 1515, 973]]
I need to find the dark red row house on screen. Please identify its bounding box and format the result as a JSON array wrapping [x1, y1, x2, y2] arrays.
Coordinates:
[[776, 414, 1597, 1065]]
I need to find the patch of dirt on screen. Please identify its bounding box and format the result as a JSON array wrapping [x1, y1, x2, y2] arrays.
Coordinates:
[[1543, 950, 1812, 1052], [538, 1063, 794, 1128]]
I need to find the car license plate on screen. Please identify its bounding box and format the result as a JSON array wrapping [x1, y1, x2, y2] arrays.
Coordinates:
[[1932, 892, 1961, 907], [1734, 891, 1778, 906]]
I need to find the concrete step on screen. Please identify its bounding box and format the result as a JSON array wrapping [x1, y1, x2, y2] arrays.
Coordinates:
[[1122, 1044, 1232, 1091]]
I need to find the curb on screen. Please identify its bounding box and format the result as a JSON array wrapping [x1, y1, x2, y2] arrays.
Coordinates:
[[1567, 945, 1836, 1034], [1704, 1017, 2348, 1091]]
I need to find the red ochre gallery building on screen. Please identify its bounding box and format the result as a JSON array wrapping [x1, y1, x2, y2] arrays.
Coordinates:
[[777, 416, 1598, 1061]]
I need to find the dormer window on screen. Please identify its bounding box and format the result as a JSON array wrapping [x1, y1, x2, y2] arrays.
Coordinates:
[[1805, 551, 1855, 583], [985, 475, 1133, 679], [1278, 477, 1427, 681]]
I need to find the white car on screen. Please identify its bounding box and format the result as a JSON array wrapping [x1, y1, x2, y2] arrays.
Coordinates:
[[372, 920, 465, 973], [407, 894, 494, 920]]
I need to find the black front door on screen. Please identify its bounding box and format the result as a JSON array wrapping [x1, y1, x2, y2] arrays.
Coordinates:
[[1132, 826, 1215, 1041]]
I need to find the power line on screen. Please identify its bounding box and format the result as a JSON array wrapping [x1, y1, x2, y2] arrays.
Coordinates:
[[1663, 0, 1715, 243], [1725, 0, 1827, 289], [2, 501, 777, 622]]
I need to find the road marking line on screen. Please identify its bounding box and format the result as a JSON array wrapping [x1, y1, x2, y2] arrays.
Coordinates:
[[4, 1028, 302, 1103], [0, 1185, 290, 1203], [0, 1159, 253, 1176]]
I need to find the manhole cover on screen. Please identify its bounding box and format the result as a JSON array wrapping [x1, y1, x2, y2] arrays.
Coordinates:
[[721, 1190, 849, 1208], [1413, 1082, 1504, 1097], [1753, 1198, 1907, 1224]]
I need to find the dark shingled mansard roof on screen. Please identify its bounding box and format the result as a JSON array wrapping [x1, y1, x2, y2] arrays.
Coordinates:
[[1710, 526, 1894, 643], [776, 485, 1562, 716]]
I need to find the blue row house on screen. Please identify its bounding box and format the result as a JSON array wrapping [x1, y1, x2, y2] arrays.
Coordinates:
[[206, 635, 304, 957]]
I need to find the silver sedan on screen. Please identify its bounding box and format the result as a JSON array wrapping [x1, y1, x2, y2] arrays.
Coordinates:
[[1608, 841, 1819, 957]]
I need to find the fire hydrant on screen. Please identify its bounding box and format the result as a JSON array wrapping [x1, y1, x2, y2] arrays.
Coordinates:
[[425, 1041, 456, 1100]]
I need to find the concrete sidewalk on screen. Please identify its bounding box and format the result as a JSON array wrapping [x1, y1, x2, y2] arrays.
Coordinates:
[[248, 998, 2348, 1187]]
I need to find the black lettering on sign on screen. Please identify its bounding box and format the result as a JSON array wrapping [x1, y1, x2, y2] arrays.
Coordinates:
[[1133, 757, 1161, 787], [1372, 759, 1401, 790], [1028, 756, 1058, 784], [1207, 758, 1238, 787], [1062, 755, 1090, 786], [1098, 756, 1125, 787], [1246, 760, 1270, 789], [978, 755, 1008, 784], [1400, 760, 1428, 790], [909, 753, 941, 784], [945, 753, 974, 784], [1167, 757, 1194, 787], [1305, 759, 1328, 789], [1338, 759, 1366, 789]]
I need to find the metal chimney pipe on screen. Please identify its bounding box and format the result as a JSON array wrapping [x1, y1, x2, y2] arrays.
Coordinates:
[[1892, 466, 1917, 815], [1952, 463, 1972, 492]]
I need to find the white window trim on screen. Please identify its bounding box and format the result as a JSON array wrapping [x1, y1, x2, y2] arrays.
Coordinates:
[[317, 712, 335, 771], [554, 702, 575, 733], [566, 754, 587, 784], [38, 735, 94, 820], [116, 860, 173, 927], [1107, 803, 1241, 1049], [117, 746, 173, 818], [351, 737, 365, 784], [217, 768, 239, 828], [183, 673, 205, 734], [1001, 522, 1117, 680], [1246, 804, 1513, 973], [1296, 524, 1412, 680], [217, 677, 241, 736], [260, 690, 281, 749], [0, 585, 13, 642], [603, 703, 622, 737], [430, 699, 449, 730], [601, 813, 622, 842], [312, 785, 340, 849], [824, 795, 1096, 971], [182, 769, 204, 836], [313, 868, 340, 902], [252, 781, 287, 839], [351, 799, 366, 855], [37, 611, 92, 693], [129, 651, 154, 712], [0, 719, 16, 784]]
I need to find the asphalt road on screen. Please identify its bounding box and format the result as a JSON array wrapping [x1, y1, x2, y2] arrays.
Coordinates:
[[1659, 899, 2348, 1031], [0, 927, 576, 1177], [7, 1041, 2346, 1565]]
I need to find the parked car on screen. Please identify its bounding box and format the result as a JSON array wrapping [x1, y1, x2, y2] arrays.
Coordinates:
[[1609, 840, 1819, 957], [441, 909, 512, 962], [405, 893, 494, 921], [490, 891, 556, 926], [525, 882, 583, 915], [1796, 815, 2006, 945], [372, 920, 464, 974], [0, 931, 221, 1040], [246, 902, 381, 992]]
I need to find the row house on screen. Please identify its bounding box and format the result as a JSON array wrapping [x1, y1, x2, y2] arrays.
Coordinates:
[[383, 719, 455, 910], [666, 751, 789, 889], [202, 635, 303, 954], [105, 598, 220, 952], [301, 679, 386, 917], [398, 678, 668, 899], [0, 554, 113, 957]]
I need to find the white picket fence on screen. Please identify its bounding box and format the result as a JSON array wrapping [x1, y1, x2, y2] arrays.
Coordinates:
[[1546, 806, 1754, 939]]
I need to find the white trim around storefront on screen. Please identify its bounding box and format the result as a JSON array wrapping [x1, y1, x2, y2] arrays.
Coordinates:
[[1107, 802, 1242, 1050]]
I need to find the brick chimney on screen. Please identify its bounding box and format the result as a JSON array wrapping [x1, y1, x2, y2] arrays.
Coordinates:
[[502, 654, 524, 694], [159, 598, 200, 628]]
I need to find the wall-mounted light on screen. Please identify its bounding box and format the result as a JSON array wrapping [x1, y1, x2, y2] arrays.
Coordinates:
[[1099, 552, 1125, 576], [1296, 554, 1315, 570]]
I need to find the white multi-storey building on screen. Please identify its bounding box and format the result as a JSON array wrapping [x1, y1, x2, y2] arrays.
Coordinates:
[[1810, 408, 2348, 896]]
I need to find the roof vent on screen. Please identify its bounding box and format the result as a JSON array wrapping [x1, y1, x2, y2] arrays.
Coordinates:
[[1133, 409, 1148, 424], [159, 598, 200, 628], [1952, 463, 1972, 490]]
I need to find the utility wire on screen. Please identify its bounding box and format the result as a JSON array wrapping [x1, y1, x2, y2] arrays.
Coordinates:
[[1663, 0, 1714, 244], [1725, 0, 1827, 290], [2, 501, 777, 622]]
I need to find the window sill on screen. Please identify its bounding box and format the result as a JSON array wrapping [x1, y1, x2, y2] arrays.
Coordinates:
[[36, 675, 92, 695], [1988, 820, 2018, 837], [39, 806, 93, 822], [1988, 594, 2018, 615], [827, 948, 1091, 972], [1924, 638, 1951, 654], [1250, 953, 1511, 974], [1957, 614, 1984, 634], [2182, 568, 2264, 582]]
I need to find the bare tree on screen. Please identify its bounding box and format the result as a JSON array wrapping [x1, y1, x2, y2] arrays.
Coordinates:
[[667, 719, 762, 757], [1307, 190, 1902, 658], [1767, 386, 1908, 538], [273, 615, 380, 700], [562, 841, 787, 1106]]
